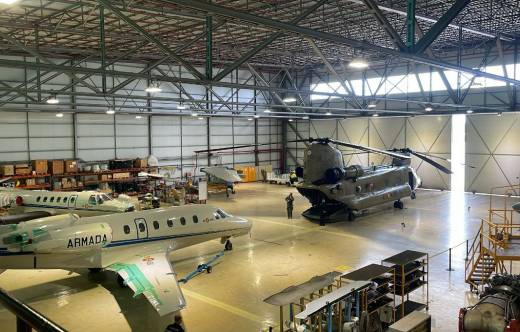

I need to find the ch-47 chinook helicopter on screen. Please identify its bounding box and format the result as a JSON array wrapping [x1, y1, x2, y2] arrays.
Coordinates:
[[195, 137, 455, 222]]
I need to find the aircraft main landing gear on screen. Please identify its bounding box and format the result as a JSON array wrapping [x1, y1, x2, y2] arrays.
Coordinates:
[[393, 200, 404, 209], [224, 240, 233, 251]]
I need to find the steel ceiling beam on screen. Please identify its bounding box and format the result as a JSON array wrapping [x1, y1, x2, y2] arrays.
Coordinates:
[[98, 0, 205, 81], [166, 0, 520, 86], [212, 0, 329, 81], [362, 0, 406, 51], [411, 0, 471, 54]]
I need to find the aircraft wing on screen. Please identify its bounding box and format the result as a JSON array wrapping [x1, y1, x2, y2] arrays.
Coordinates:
[[202, 166, 242, 182], [107, 251, 186, 316]]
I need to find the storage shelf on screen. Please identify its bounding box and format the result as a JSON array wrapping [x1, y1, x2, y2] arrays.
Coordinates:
[[16, 184, 51, 189], [5, 173, 50, 180], [395, 300, 427, 320]]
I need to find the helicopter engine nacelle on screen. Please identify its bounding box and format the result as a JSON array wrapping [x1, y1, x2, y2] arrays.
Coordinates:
[[344, 165, 364, 180], [304, 142, 344, 184]]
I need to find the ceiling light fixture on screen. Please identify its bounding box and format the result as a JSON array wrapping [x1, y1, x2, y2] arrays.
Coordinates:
[[282, 97, 296, 103], [46, 93, 59, 104], [106, 108, 115, 115], [247, 118, 253, 121], [0, 0, 19, 4], [367, 103, 377, 109], [145, 80, 162, 93], [55, 112, 64, 118], [191, 112, 198, 117], [288, 119, 294, 122], [466, 109, 474, 114], [302, 116, 309, 120], [425, 106, 433, 112], [497, 112, 503, 117], [325, 111, 332, 116], [177, 103, 188, 110], [263, 109, 271, 113], [348, 58, 369, 69], [135, 115, 143, 119], [372, 113, 379, 117], [254, 115, 260, 119], [198, 117, 204, 120]]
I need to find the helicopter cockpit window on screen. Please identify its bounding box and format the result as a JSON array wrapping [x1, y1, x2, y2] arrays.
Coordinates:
[[88, 195, 97, 205], [355, 185, 362, 193]]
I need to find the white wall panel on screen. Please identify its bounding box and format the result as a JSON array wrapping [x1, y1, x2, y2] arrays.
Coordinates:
[[466, 113, 520, 194], [77, 114, 115, 161], [338, 118, 369, 166], [115, 114, 149, 159], [0, 112, 28, 162], [368, 118, 406, 165], [406, 116, 451, 190], [28, 113, 74, 159]]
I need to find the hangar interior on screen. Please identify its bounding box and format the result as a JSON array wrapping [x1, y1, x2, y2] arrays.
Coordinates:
[[0, 0, 519, 332]]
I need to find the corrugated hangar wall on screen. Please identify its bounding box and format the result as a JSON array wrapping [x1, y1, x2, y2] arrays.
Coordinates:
[[0, 59, 282, 175]]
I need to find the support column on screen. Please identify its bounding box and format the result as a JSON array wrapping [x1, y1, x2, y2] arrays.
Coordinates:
[[100, 5, 107, 93], [205, 7, 213, 167], [406, 0, 416, 48]]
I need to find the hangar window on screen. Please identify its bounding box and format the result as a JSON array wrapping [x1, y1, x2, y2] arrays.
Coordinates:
[[153, 220, 159, 230], [36, 196, 41, 202], [123, 225, 130, 234], [193, 215, 198, 223], [167, 218, 174, 227], [180, 217, 186, 226], [50, 197, 55, 203], [43, 197, 48, 202]]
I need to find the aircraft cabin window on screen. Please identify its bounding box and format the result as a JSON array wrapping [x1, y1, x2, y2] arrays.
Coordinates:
[[167, 219, 174, 227], [56, 197, 61, 203], [36, 196, 41, 202], [63, 197, 68, 203], [123, 225, 130, 234], [180, 217, 186, 226], [88, 195, 97, 205], [193, 215, 198, 223], [43, 197, 48, 202], [70, 197, 76, 204], [50, 197, 55, 203], [214, 213, 220, 220], [153, 221, 159, 230], [138, 223, 145, 232]]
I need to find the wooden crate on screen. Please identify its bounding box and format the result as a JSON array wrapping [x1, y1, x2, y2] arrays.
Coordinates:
[[113, 172, 131, 179], [15, 167, 32, 175], [134, 158, 148, 168], [64, 160, 78, 173], [31, 160, 48, 174], [0, 165, 14, 176], [49, 160, 64, 175]]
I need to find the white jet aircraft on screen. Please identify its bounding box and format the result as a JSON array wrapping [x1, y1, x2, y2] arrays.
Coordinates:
[[514, 202, 520, 213], [0, 188, 135, 219], [0, 205, 251, 315]]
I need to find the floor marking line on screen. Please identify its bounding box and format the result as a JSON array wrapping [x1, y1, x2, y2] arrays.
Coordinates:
[[182, 289, 266, 324]]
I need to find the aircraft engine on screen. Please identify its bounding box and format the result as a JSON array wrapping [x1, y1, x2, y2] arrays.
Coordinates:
[[459, 274, 520, 332], [2, 223, 112, 253], [344, 165, 364, 180], [0, 213, 80, 236]]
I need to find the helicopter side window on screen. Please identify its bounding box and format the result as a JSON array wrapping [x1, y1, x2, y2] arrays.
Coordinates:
[[88, 195, 97, 205], [355, 185, 362, 194]]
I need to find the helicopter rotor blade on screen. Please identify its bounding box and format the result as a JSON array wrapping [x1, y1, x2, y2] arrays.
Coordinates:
[[194, 140, 295, 154], [409, 151, 453, 174], [327, 139, 411, 160], [412, 152, 475, 169]]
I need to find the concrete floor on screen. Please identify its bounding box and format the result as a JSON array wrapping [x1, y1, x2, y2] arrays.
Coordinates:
[[0, 182, 504, 331]]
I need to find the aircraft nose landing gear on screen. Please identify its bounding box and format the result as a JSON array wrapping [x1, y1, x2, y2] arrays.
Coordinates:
[[393, 200, 404, 209], [224, 240, 233, 251]]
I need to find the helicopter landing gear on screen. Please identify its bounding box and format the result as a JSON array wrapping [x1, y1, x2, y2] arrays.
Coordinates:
[[347, 210, 356, 222], [224, 240, 233, 251], [411, 191, 417, 200], [393, 200, 404, 209]]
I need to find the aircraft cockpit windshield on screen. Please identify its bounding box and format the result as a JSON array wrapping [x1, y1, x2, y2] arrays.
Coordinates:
[[215, 209, 230, 219], [89, 194, 112, 205]]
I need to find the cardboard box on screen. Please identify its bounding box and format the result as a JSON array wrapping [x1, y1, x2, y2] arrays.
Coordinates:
[[0, 165, 14, 176], [101, 174, 113, 181], [134, 158, 147, 168], [65, 160, 78, 173], [15, 163, 30, 169], [31, 160, 48, 174], [113, 172, 131, 179], [49, 160, 64, 175], [25, 178, 36, 186], [15, 167, 32, 175]]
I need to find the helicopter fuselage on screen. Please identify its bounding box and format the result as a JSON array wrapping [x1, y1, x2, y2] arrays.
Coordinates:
[[297, 164, 421, 220]]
